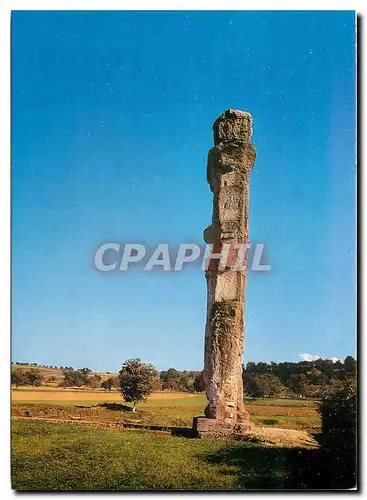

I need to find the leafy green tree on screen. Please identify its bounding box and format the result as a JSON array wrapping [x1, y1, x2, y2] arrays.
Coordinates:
[[61, 369, 88, 387], [244, 373, 283, 399], [159, 368, 200, 392], [160, 368, 181, 390], [119, 358, 159, 412], [288, 373, 309, 396], [101, 376, 119, 391], [179, 371, 196, 392], [101, 379, 113, 391]]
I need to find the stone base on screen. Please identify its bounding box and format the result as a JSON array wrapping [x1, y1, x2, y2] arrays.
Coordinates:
[[192, 416, 251, 438]]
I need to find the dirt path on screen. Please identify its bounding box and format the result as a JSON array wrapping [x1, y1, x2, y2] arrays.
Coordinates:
[[244, 425, 319, 448]]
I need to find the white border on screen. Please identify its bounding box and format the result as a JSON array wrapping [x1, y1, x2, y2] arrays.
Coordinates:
[[2, 4, 360, 499]]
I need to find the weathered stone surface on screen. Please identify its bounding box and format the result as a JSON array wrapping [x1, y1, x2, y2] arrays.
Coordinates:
[[193, 416, 251, 439], [194, 109, 256, 435], [213, 109, 253, 146]]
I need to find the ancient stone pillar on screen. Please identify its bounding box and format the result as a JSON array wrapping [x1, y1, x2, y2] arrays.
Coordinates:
[[193, 109, 256, 437]]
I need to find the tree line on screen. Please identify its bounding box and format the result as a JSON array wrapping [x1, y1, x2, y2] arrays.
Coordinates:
[[13, 362, 76, 370], [11, 356, 356, 400], [243, 356, 357, 399], [11, 366, 120, 390]]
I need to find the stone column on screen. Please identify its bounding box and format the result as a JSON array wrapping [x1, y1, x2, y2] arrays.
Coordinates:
[[193, 109, 256, 438]]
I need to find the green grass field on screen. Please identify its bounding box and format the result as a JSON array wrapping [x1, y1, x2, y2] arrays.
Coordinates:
[[11, 388, 324, 490], [12, 389, 321, 431], [12, 420, 324, 490]]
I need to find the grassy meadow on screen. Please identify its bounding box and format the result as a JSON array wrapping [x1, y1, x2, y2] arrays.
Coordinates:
[[13, 419, 325, 491], [12, 387, 321, 431], [11, 387, 328, 490]]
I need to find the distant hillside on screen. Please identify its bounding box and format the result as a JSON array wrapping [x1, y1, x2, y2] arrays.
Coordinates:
[[11, 362, 117, 385], [11, 362, 202, 393]]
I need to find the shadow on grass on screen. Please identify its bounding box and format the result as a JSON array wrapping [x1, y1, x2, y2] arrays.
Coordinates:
[[200, 438, 356, 490], [73, 403, 133, 412], [120, 421, 196, 438], [97, 403, 132, 412], [262, 419, 279, 426]]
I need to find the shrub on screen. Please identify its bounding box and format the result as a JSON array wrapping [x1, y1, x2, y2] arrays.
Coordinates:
[[319, 376, 357, 488]]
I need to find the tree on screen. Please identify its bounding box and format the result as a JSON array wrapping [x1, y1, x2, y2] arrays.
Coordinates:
[[244, 373, 283, 399], [11, 366, 44, 387], [86, 374, 102, 389], [244, 373, 262, 399], [79, 367, 92, 375], [256, 362, 269, 374], [160, 368, 181, 390], [245, 361, 257, 373], [159, 368, 200, 392], [289, 373, 308, 396], [101, 376, 118, 391], [11, 369, 28, 387], [344, 356, 357, 375], [101, 379, 113, 391], [61, 369, 88, 387], [25, 369, 44, 386], [179, 371, 196, 393], [119, 358, 159, 412]]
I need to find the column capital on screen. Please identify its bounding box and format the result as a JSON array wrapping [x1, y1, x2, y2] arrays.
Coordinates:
[[213, 109, 253, 145]]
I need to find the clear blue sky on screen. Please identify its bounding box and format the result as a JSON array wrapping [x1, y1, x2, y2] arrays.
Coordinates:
[[12, 11, 356, 372]]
